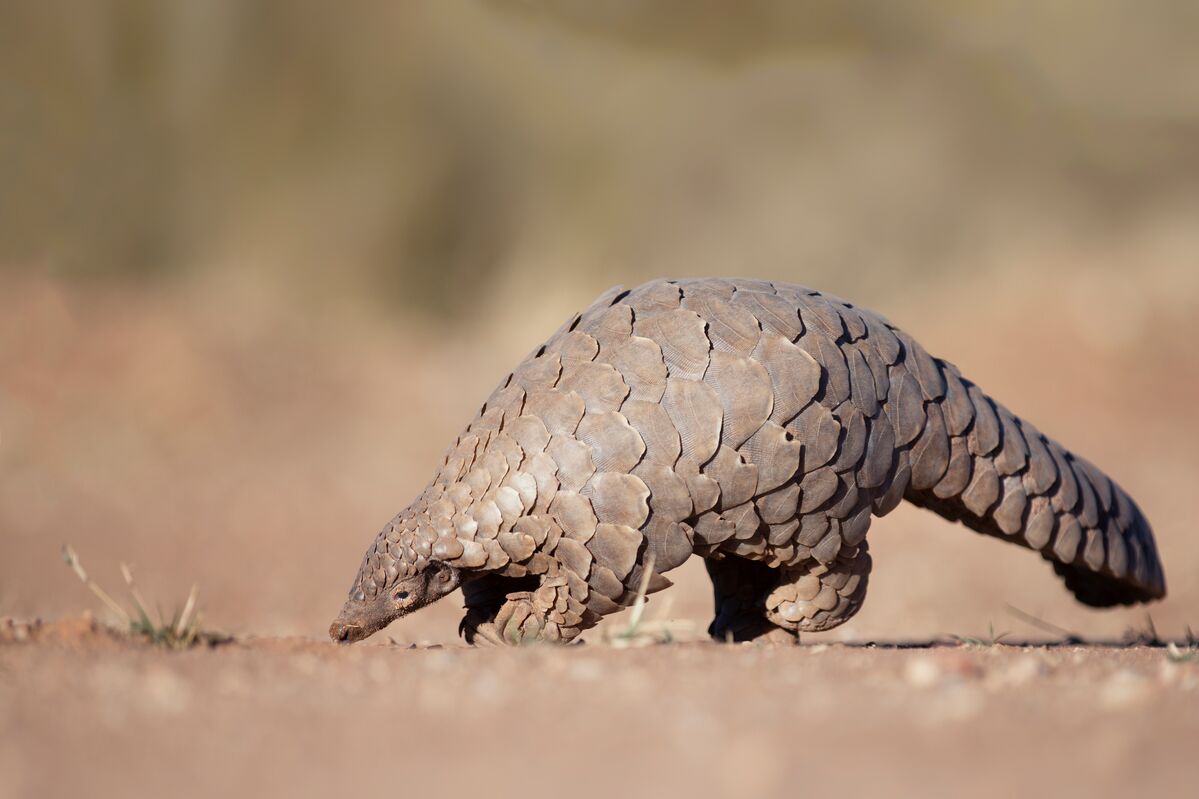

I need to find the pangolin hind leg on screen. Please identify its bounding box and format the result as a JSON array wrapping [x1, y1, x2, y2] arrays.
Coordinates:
[[705, 555, 797, 643], [764, 542, 872, 633]]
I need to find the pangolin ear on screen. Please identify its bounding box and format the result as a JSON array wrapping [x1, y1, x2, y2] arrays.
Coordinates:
[[430, 561, 457, 589]]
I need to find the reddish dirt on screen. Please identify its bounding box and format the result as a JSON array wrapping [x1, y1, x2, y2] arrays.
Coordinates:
[[2, 618, 1197, 799]]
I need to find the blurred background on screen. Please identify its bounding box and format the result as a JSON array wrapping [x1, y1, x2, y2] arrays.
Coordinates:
[[2, 0, 1197, 642]]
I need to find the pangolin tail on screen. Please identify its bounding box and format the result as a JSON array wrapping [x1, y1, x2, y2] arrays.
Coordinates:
[[900, 357, 1165, 607]]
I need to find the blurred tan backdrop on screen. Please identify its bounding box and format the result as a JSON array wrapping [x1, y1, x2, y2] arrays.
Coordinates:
[[2, 0, 1197, 642]]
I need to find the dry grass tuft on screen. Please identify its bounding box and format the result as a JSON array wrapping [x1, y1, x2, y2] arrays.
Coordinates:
[[61, 545, 226, 649], [948, 622, 1011, 648]]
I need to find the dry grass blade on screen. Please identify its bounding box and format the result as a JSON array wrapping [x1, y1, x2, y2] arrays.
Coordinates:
[[61, 545, 131, 627], [605, 552, 656, 647], [602, 555, 700, 648], [1165, 626, 1198, 663], [1122, 613, 1164, 646], [120, 563, 158, 626], [1005, 603, 1081, 643], [174, 584, 199, 640], [626, 553, 656, 631], [949, 622, 1010, 648], [119, 562, 160, 633]]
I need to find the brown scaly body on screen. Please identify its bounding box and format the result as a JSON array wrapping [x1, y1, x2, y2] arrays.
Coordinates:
[[330, 278, 1165, 645]]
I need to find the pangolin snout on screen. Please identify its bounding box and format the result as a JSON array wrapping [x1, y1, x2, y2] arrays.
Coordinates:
[[330, 594, 391, 644], [329, 618, 366, 644], [329, 620, 350, 643]]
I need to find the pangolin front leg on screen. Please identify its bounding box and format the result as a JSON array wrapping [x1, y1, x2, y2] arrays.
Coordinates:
[[458, 573, 537, 644], [462, 569, 597, 645]]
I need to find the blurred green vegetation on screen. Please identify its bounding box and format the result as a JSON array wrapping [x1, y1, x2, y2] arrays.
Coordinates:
[[2, 1, 1197, 316]]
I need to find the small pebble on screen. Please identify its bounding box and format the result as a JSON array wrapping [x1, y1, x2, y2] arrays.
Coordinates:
[[568, 658, 602, 681], [905, 657, 942, 687], [990, 656, 1045, 688], [1100, 670, 1151, 709]]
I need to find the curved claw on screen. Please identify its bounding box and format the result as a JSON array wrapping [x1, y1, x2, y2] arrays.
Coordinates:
[[458, 608, 487, 645], [467, 622, 509, 647]]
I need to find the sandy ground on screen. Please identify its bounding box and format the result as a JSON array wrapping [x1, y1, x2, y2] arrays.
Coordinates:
[[1, 618, 1197, 799]]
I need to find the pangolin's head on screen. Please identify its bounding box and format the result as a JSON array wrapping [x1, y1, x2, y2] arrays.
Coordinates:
[[329, 528, 462, 644]]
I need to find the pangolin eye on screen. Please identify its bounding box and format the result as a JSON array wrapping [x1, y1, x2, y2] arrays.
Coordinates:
[[395, 590, 410, 601]]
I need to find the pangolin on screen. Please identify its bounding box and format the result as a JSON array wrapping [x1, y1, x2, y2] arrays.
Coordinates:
[[329, 278, 1165, 645]]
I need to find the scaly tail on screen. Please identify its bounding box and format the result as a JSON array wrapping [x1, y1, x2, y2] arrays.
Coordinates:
[[898, 345, 1165, 606]]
